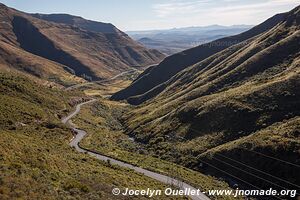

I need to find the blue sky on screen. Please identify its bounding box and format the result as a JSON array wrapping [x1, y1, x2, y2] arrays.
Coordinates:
[[0, 0, 298, 31]]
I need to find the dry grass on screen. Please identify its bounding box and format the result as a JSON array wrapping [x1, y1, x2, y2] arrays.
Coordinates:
[[0, 4, 164, 82], [73, 98, 240, 199], [116, 7, 300, 193], [0, 72, 181, 200]]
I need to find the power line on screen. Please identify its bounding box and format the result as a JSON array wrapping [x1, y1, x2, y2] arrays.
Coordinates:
[[211, 156, 300, 196], [199, 159, 261, 189], [215, 152, 300, 189], [182, 127, 299, 198], [198, 159, 284, 200], [240, 147, 300, 168], [188, 127, 300, 168]]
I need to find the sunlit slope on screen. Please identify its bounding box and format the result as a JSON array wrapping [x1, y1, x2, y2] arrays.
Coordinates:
[[121, 5, 300, 192], [0, 3, 164, 85], [112, 10, 288, 104], [0, 72, 177, 200]]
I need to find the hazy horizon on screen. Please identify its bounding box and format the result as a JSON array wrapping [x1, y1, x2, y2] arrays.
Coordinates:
[[126, 24, 254, 33], [0, 0, 298, 31]]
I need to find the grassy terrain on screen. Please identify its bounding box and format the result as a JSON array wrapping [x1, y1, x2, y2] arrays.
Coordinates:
[[0, 72, 182, 200], [73, 98, 240, 199], [113, 6, 300, 196], [0, 37, 84, 87], [197, 116, 300, 191], [83, 79, 133, 97], [79, 69, 143, 97]]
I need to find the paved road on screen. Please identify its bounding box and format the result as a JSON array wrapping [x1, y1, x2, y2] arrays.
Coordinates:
[[62, 100, 210, 200], [65, 69, 138, 91]]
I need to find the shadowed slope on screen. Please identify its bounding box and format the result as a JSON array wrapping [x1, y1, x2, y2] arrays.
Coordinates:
[[31, 13, 165, 69], [12, 16, 96, 79], [112, 11, 288, 104], [121, 5, 300, 193], [0, 3, 165, 84]]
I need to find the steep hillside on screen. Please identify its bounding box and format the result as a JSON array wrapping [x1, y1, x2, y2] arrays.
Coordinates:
[[0, 4, 84, 86], [112, 11, 288, 104], [0, 3, 164, 84], [121, 5, 300, 193], [30, 13, 164, 69], [0, 72, 176, 200]]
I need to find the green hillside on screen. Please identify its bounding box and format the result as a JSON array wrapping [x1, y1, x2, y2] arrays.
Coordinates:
[[0, 72, 180, 200], [120, 5, 300, 194]]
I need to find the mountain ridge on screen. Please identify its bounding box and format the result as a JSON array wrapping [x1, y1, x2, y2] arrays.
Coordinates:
[[119, 5, 300, 192], [31, 13, 123, 35], [111, 10, 289, 104], [129, 25, 253, 55], [0, 3, 165, 84]]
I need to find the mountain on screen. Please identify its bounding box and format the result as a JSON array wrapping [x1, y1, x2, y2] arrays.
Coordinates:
[[112, 12, 288, 104], [128, 25, 252, 34], [0, 3, 164, 85], [128, 25, 253, 55], [137, 37, 194, 55], [119, 5, 300, 192], [31, 13, 121, 34]]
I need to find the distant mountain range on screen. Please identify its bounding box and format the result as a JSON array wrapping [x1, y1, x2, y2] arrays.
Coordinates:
[[115, 5, 300, 192], [127, 25, 253, 55], [0, 3, 164, 85], [113, 14, 286, 104]]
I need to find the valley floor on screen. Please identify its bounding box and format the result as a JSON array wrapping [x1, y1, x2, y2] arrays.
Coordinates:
[[68, 78, 239, 200]]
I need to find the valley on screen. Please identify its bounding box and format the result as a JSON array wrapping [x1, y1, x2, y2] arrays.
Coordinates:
[[0, 68, 232, 200], [63, 72, 234, 200], [112, 5, 300, 197], [0, 3, 164, 85], [64, 99, 211, 200], [0, 73, 181, 200], [0, 2, 299, 200]]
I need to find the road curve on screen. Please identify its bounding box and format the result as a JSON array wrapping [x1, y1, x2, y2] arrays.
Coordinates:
[[62, 99, 210, 200], [65, 69, 137, 91]]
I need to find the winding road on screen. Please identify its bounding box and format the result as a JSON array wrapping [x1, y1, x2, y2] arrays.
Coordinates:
[[62, 99, 210, 200], [65, 69, 138, 91]]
